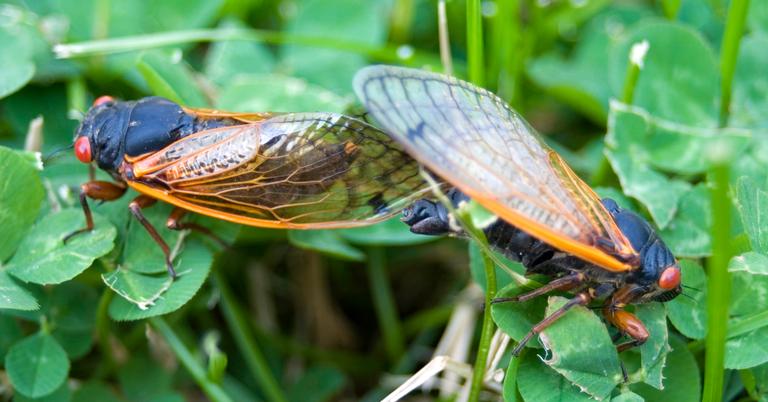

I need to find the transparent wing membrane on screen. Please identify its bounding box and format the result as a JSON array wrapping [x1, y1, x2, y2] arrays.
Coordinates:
[[128, 113, 431, 228], [354, 66, 638, 271]]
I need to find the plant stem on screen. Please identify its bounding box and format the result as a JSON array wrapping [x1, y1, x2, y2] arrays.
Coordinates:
[[503, 349, 523, 402], [417, 171, 499, 401], [367, 247, 405, 364], [718, 0, 750, 127], [65, 77, 87, 116], [459, 211, 496, 402], [389, 0, 414, 44], [702, 163, 732, 402], [466, 0, 485, 87], [437, 0, 453, 75], [212, 270, 288, 402], [490, 0, 520, 100], [95, 290, 115, 374], [661, 0, 682, 19], [53, 28, 439, 66], [149, 317, 233, 402], [592, 41, 646, 186], [727, 309, 768, 338]]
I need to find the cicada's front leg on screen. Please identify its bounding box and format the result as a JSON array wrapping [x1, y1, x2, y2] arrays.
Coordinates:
[[64, 180, 127, 242], [603, 286, 650, 353]]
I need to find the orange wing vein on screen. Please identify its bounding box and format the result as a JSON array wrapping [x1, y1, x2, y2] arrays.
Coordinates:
[[353, 65, 638, 271], [127, 113, 431, 229]]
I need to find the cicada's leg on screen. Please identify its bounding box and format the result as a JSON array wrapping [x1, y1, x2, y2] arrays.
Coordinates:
[[603, 285, 650, 353], [603, 307, 649, 383], [63, 180, 127, 243], [166, 207, 228, 248], [603, 308, 649, 353], [128, 195, 176, 278], [512, 292, 592, 356], [491, 272, 585, 304]]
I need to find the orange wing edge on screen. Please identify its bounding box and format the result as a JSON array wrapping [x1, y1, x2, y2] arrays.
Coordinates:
[[126, 181, 393, 230], [467, 190, 634, 272]]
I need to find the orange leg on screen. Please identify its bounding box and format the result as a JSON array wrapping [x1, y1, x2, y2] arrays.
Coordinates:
[[128, 195, 176, 277], [64, 180, 127, 243], [491, 273, 585, 304], [166, 207, 228, 248], [603, 308, 650, 353], [512, 292, 592, 356]]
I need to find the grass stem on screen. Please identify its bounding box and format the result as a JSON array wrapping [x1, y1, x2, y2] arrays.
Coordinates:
[[718, 0, 750, 127], [702, 163, 732, 402], [213, 270, 288, 402], [94, 290, 115, 377], [53, 28, 439, 67], [467, 233, 497, 402], [149, 317, 234, 402], [367, 247, 405, 364], [466, 0, 485, 87]]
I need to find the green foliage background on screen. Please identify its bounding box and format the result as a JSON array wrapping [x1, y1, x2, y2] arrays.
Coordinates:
[[0, 0, 766, 401]]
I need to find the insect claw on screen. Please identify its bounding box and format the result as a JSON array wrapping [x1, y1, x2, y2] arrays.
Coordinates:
[[62, 228, 89, 244], [620, 361, 629, 383], [490, 296, 520, 304], [166, 260, 177, 278], [511, 337, 530, 356]]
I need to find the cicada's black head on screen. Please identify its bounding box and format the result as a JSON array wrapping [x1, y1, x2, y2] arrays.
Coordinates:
[[74, 96, 192, 174], [602, 199, 682, 303]]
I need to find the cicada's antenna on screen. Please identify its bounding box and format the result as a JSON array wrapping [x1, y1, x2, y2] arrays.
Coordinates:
[[43, 143, 75, 164], [681, 284, 701, 293]]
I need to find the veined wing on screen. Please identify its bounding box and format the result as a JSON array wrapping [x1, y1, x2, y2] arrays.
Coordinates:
[[182, 107, 274, 123], [128, 113, 431, 229], [353, 65, 638, 271]]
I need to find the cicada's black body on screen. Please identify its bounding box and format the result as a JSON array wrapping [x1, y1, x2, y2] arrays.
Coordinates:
[[77, 97, 243, 175], [404, 190, 680, 304], [403, 189, 681, 354], [68, 95, 432, 278]]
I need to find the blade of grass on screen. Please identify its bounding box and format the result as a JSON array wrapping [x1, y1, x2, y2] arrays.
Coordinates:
[[466, 0, 485, 87], [592, 40, 648, 186], [389, 0, 414, 44], [212, 270, 288, 402], [502, 348, 523, 402], [661, 0, 682, 19], [462, 208, 496, 402], [93, 0, 110, 40], [53, 28, 440, 67], [718, 0, 750, 127], [437, 0, 453, 75], [65, 77, 87, 119], [94, 290, 115, 378], [149, 317, 234, 402], [702, 163, 732, 402], [367, 246, 405, 364], [727, 309, 768, 338], [418, 172, 496, 402], [489, 0, 519, 100]]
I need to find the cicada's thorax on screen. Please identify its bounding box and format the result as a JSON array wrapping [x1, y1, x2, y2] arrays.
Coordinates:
[[402, 189, 676, 302], [75, 97, 246, 177]]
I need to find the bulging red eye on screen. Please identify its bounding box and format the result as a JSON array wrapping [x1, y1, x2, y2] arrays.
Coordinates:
[[93, 95, 114, 107], [74, 136, 92, 163], [658, 265, 681, 290]]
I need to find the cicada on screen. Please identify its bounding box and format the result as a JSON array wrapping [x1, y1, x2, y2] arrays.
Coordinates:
[[66, 96, 430, 275], [353, 66, 682, 354]]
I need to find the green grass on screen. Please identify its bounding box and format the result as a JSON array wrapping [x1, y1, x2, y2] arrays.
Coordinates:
[[0, 1, 766, 401]]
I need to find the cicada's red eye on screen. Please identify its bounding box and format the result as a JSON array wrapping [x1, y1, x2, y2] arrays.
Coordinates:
[[93, 95, 114, 107], [658, 264, 681, 290], [74, 136, 92, 163]]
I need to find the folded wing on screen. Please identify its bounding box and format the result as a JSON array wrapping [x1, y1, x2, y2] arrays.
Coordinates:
[[353, 65, 638, 271], [128, 112, 431, 229]]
